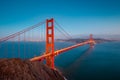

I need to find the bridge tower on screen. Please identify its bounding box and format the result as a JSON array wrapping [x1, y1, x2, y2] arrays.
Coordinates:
[[46, 18, 55, 69], [89, 34, 95, 47]]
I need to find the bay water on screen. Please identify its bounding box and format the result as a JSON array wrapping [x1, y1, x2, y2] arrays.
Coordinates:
[[0, 41, 120, 80]]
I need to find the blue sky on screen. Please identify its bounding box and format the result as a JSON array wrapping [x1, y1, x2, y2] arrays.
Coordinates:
[[0, 0, 120, 39]]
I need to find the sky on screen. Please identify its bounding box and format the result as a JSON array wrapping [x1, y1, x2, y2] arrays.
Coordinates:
[[0, 0, 120, 39]]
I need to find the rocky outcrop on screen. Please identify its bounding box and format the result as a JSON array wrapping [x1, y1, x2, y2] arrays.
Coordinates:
[[0, 58, 64, 80]]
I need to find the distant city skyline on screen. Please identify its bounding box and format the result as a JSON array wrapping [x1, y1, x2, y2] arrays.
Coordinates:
[[0, 0, 120, 40]]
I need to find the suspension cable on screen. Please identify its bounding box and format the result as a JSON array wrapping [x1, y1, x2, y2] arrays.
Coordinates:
[[55, 20, 73, 39], [55, 26, 70, 39], [0, 21, 45, 43]]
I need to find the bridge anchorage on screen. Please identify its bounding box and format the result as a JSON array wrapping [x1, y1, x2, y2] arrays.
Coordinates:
[[30, 18, 96, 70]]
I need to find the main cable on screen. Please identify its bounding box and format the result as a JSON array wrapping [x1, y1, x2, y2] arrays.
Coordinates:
[[55, 20, 72, 39], [0, 21, 45, 43]]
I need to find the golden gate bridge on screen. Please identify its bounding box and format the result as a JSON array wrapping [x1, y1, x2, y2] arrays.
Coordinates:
[[0, 18, 96, 70]]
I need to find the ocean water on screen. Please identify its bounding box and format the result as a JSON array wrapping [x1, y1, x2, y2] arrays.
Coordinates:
[[0, 41, 120, 80]]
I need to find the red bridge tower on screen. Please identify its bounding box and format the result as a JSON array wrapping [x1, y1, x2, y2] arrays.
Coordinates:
[[46, 18, 55, 69]]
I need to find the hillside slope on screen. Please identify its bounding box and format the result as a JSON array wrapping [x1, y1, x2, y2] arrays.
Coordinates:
[[0, 58, 64, 80]]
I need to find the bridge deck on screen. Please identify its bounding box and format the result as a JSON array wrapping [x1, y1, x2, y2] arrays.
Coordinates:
[[30, 40, 95, 61]]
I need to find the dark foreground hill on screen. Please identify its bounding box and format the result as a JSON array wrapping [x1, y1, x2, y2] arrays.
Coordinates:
[[0, 58, 64, 80]]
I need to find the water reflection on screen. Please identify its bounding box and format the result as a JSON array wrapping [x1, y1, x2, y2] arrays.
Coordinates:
[[63, 47, 94, 77]]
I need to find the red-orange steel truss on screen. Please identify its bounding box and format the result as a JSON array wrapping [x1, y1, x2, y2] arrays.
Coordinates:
[[46, 18, 55, 69]]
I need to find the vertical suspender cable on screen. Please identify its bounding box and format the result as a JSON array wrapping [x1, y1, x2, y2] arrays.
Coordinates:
[[12, 38, 14, 58], [18, 34, 20, 58], [24, 32, 26, 59]]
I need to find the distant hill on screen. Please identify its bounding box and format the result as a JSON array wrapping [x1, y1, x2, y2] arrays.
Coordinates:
[[56, 38, 115, 43]]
